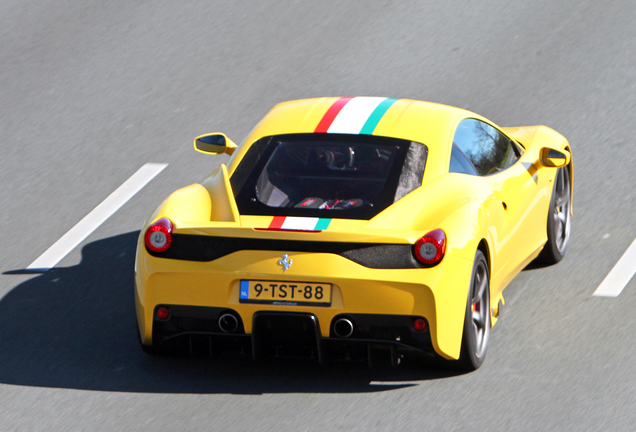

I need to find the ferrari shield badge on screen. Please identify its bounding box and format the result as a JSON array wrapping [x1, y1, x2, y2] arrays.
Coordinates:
[[278, 254, 293, 272]]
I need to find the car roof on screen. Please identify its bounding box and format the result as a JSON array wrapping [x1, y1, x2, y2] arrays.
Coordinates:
[[237, 97, 485, 182]]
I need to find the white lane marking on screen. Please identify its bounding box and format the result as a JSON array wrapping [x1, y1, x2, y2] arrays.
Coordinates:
[[593, 237, 636, 297], [27, 163, 168, 271]]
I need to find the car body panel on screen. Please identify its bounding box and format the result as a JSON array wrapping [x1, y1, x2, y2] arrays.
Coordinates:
[[503, 124, 573, 213], [228, 98, 478, 185], [135, 238, 474, 359]]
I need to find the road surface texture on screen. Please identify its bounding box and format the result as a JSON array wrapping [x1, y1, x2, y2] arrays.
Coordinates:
[[1, 1, 635, 430]]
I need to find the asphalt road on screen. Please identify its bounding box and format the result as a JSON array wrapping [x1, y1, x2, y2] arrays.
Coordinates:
[[2, 1, 635, 430]]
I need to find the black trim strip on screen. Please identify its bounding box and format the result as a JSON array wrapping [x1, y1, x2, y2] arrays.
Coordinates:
[[148, 234, 423, 269]]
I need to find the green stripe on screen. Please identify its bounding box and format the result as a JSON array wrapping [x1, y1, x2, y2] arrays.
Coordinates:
[[315, 218, 331, 230], [359, 98, 398, 135]]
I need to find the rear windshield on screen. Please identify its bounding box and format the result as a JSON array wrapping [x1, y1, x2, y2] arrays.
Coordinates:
[[231, 134, 427, 220]]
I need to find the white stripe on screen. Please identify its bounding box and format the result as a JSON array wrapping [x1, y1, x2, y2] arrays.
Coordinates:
[[27, 163, 168, 271], [327, 97, 386, 134], [593, 237, 636, 297], [281, 217, 319, 230]]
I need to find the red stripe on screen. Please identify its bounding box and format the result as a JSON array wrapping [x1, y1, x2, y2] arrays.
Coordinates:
[[314, 97, 353, 133], [268, 216, 285, 229]]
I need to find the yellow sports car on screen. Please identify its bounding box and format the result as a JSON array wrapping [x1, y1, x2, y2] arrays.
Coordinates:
[[135, 97, 572, 370]]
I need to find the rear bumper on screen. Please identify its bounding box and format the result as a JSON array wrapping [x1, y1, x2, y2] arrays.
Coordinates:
[[148, 307, 433, 364], [135, 245, 473, 360]]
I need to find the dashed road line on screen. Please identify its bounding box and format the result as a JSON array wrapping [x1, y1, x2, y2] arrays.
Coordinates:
[[27, 163, 168, 271], [593, 237, 636, 297]]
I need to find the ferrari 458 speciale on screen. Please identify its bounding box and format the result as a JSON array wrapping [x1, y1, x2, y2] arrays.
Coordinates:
[[135, 97, 572, 370]]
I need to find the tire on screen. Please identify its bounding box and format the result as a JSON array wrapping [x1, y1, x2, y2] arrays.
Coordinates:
[[536, 166, 571, 265], [457, 250, 490, 371]]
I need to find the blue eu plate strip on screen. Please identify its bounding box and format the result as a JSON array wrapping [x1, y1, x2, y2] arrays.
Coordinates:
[[240, 280, 249, 299]]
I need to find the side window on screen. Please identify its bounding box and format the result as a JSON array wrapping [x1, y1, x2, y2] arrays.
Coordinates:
[[452, 119, 519, 176], [449, 144, 478, 175]]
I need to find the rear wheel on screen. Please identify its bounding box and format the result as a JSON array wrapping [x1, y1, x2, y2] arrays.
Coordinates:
[[457, 250, 490, 371], [537, 166, 571, 264]]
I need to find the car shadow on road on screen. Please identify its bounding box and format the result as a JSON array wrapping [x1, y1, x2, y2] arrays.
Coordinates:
[[1, 232, 466, 394]]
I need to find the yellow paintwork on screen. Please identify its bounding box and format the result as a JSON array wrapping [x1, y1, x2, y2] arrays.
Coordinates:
[[135, 98, 573, 360]]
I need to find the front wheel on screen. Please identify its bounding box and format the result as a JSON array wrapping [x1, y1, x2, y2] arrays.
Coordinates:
[[457, 250, 490, 371], [536, 166, 571, 265]]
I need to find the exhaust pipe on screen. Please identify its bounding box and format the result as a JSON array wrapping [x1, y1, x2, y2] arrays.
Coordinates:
[[219, 313, 238, 333], [333, 318, 354, 338]]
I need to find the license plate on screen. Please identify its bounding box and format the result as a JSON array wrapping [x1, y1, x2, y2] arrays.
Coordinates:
[[239, 280, 332, 306]]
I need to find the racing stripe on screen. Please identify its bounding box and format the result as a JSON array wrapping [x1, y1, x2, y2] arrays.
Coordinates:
[[314, 218, 331, 230], [314, 97, 399, 135], [267, 216, 331, 231], [327, 97, 387, 134], [282, 217, 320, 230], [359, 98, 398, 134], [269, 216, 286, 229], [314, 97, 353, 133]]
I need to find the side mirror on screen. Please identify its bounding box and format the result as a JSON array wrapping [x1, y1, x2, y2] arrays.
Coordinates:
[[539, 147, 570, 168], [194, 133, 238, 155]]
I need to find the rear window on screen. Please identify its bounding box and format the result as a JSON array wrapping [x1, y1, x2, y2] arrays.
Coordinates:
[[231, 134, 427, 220]]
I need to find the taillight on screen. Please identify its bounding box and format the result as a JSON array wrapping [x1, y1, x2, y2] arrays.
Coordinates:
[[145, 217, 174, 253], [413, 229, 446, 266]]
